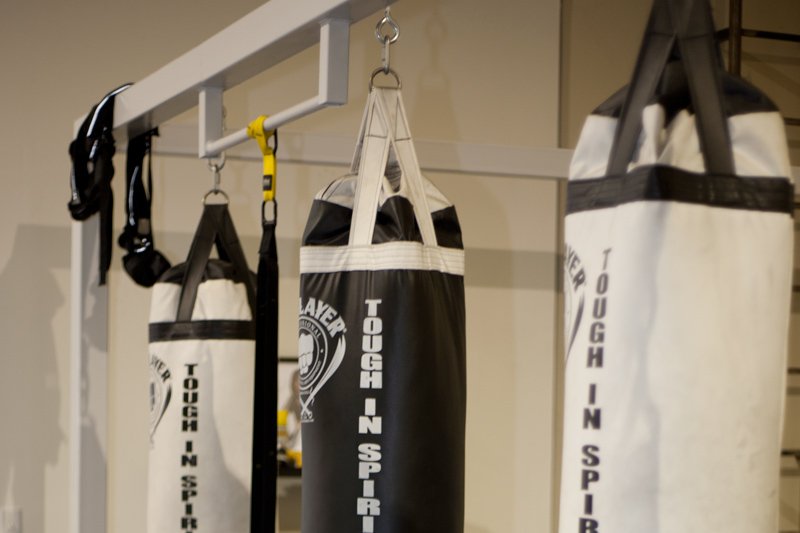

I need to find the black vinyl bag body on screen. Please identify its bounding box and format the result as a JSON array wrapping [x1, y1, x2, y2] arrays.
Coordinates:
[[147, 204, 259, 532], [299, 88, 466, 532]]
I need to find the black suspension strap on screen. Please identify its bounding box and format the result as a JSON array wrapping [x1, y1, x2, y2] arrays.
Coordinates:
[[68, 83, 132, 285], [248, 117, 279, 533], [118, 128, 171, 287], [607, 0, 734, 176]]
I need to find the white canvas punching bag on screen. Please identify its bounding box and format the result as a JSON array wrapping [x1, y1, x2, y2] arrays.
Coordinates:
[[559, 0, 794, 531]]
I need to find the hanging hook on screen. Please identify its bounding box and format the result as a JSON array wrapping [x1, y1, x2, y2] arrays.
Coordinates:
[[371, 7, 402, 89], [375, 8, 400, 47]]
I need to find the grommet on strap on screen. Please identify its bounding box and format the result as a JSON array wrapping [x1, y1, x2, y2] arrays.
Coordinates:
[[247, 115, 279, 205]]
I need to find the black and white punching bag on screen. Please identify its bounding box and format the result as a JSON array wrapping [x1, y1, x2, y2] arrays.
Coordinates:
[[559, 0, 794, 531], [298, 87, 467, 532], [147, 203, 258, 532]]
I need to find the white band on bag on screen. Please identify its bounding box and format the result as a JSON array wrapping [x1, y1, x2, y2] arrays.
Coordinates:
[[300, 242, 464, 275]]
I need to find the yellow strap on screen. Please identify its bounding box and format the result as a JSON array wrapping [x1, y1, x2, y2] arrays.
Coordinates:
[[247, 116, 277, 202]]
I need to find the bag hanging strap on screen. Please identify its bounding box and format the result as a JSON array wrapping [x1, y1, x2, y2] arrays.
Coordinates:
[[607, 0, 675, 176], [249, 121, 279, 533], [348, 90, 376, 176], [176, 204, 256, 322], [607, 0, 734, 176], [349, 87, 437, 247], [668, 0, 734, 175]]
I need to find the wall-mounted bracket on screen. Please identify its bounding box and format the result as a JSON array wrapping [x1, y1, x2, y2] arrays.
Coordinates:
[[199, 19, 350, 158]]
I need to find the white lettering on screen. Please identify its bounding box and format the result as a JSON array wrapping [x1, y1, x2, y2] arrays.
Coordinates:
[[360, 371, 383, 389], [357, 498, 381, 516], [363, 317, 382, 335], [358, 462, 381, 479], [357, 443, 382, 462], [365, 299, 382, 317], [359, 416, 382, 434], [361, 353, 383, 371]]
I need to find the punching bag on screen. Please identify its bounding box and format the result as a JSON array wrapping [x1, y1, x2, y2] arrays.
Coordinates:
[[559, 0, 794, 531], [299, 87, 467, 532], [147, 203, 258, 533]]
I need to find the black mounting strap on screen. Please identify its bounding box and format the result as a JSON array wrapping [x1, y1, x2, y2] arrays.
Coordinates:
[[118, 128, 171, 287], [176, 204, 256, 322], [251, 211, 279, 533], [607, 0, 734, 177], [68, 83, 132, 285]]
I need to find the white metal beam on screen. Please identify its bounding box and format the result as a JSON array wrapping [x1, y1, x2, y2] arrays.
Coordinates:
[[82, 0, 397, 144], [201, 18, 351, 158]]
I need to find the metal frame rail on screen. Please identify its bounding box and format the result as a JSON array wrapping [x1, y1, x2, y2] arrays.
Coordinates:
[[69, 1, 398, 532]]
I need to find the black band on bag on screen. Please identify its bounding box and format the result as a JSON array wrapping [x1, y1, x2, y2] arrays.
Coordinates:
[[251, 214, 279, 533], [566, 165, 794, 214], [149, 319, 255, 342], [176, 204, 256, 322]]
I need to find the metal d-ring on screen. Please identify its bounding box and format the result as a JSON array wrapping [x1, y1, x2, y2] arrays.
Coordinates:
[[204, 152, 228, 204], [370, 67, 402, 90], [203, 189, 229, 205]]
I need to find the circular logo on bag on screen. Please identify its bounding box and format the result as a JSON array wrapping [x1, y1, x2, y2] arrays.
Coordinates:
[[298, 297, 347, 422], [149, 354, 172, 440], [564, 244, 586, 360]]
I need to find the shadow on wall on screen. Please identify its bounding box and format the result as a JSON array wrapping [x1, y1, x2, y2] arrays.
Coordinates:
[[0, 224, 68, 531]]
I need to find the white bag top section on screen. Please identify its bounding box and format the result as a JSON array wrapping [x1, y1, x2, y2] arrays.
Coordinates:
[[570, 107, 792, 180], [316, 169, 454, 216], [301, 88, 464, 276], [149, 279, 253, 323]]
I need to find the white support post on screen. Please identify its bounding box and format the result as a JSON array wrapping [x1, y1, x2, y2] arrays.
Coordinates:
[[69, 217, 108, 533], [198, 87, 224, 158], [319, 19, 350, 105]]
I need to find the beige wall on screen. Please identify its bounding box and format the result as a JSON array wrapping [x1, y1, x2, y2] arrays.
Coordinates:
[[0, 0, 562, 532]]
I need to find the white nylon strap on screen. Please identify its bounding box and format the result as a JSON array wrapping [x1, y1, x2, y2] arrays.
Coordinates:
[[350, 90, 392, 246], [349, 88, 374, 174], [348, 87, 438, 247]]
